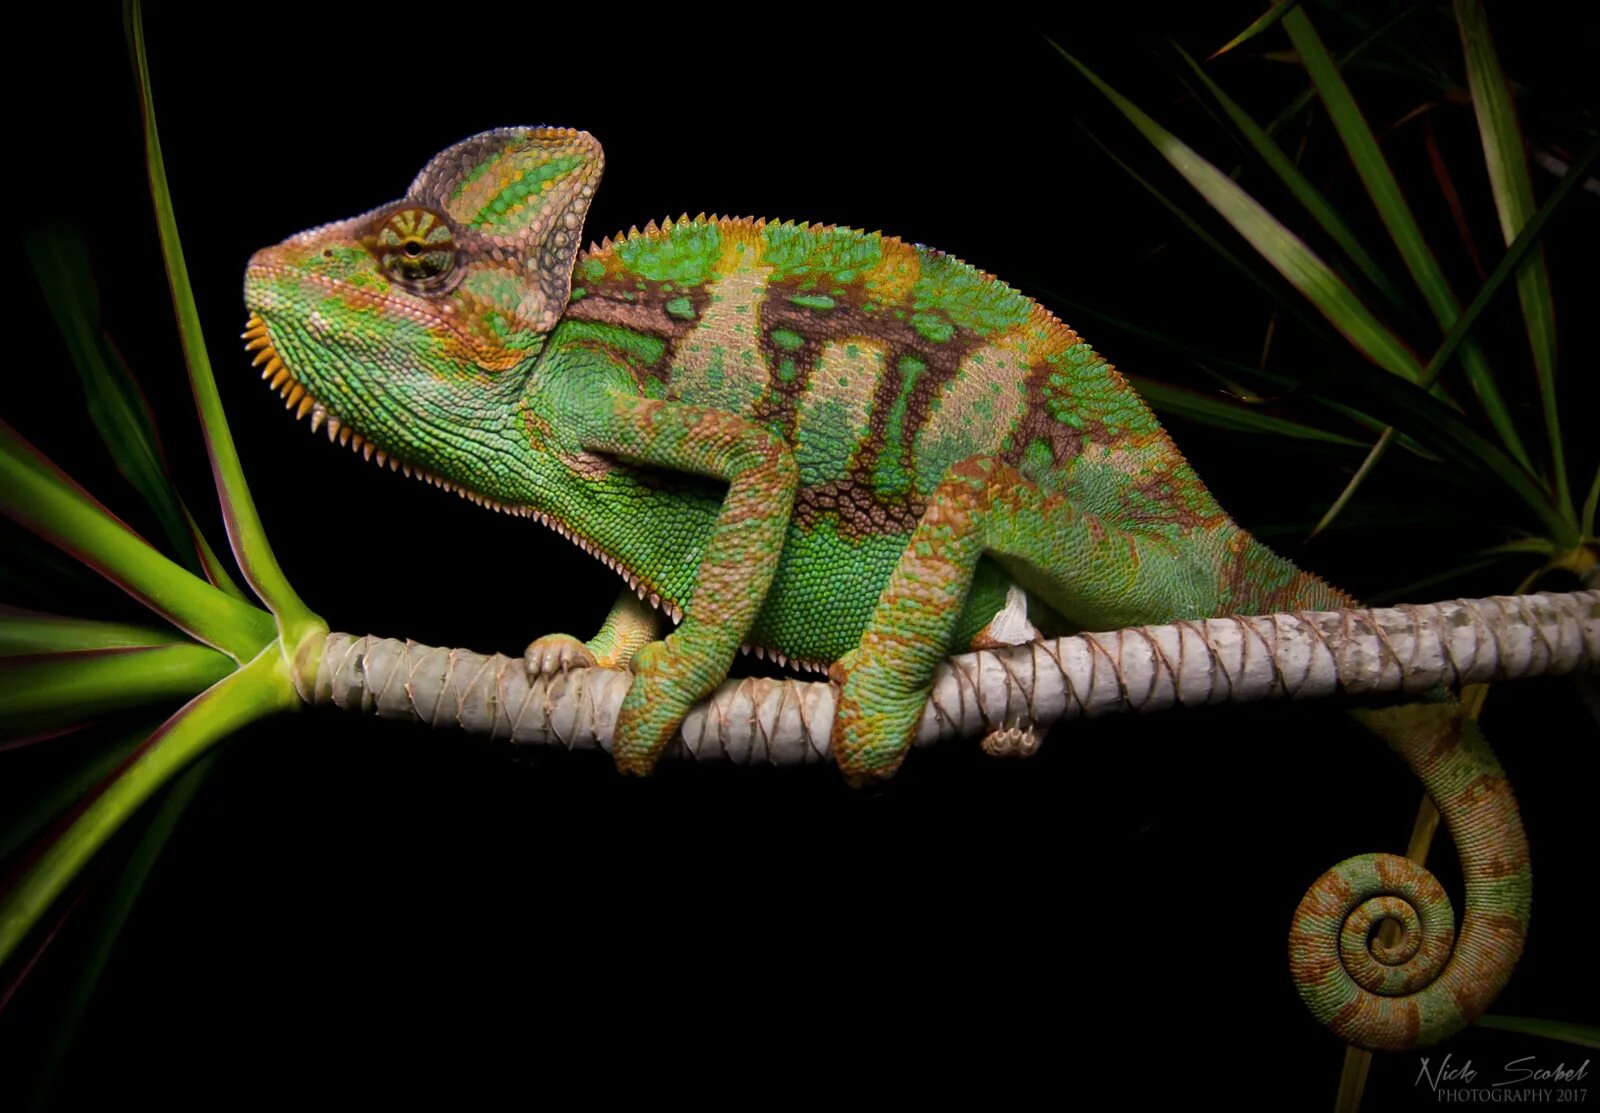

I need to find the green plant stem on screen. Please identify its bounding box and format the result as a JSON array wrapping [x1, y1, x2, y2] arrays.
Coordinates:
[[0, 644, 235, 732], [0, 422, 275, 659], [0, 641, 298, 967], [125, 0, 324, 659]]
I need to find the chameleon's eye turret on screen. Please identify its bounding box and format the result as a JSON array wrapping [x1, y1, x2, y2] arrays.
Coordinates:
[[372, 207, 456, 289]]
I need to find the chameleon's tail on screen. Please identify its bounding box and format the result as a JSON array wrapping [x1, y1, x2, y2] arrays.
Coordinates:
[[1220, 538, 1531, 1049], [1287, 701, 1531, 1050]]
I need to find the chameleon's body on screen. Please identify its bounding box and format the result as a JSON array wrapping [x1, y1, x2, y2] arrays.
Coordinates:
[[244, 128, 1529, 1050]]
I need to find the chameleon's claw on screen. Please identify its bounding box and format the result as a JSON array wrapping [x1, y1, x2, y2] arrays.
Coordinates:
[[524, 633, 598, 677], [980, 722, 1042, 759]]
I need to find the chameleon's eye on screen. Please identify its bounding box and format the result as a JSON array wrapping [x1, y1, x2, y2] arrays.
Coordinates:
[[373, 207, 456, 289]]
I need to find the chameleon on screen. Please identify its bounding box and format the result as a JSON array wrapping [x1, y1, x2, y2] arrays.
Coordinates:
[[242, 127, 1530, 1050]]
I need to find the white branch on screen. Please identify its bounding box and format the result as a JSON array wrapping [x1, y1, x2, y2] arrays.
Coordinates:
[[308, 590, 1599, 764]]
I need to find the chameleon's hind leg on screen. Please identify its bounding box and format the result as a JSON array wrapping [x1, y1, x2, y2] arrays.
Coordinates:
[[831, 455, 1219, 783], [525, 587, 661, 675]]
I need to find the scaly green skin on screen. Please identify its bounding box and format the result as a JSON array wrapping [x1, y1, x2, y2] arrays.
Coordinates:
[[244, 128, 1528, 1049]]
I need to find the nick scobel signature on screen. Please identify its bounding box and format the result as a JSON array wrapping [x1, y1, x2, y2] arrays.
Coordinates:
[[1418, 1053, 1591, 1093]]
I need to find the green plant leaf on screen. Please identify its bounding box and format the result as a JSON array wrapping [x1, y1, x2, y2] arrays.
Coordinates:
[[1281, 5, 1532, 471], [1312, 133, 1597, 539], [0, 421, 275, 660], [1176, 45, 1409, 312], [1455, 0, 1569, 520], [0, 728, 147, 867], [1475, 1015, 1600, 1050], [24, 225, 247, 602], [25, 752, 217, 1110], [0, 608, 186, 655], [125, 0, 323, 653], [1052, 41, 1430, 385], [1125, 375, 1364, 445], [1077, 128, 1336, 345], [0, 639, 297, 968], [0, 643, 235, 736], [1209, 0, 1305, 60], [1582, 466, 1598, 541], [1260, 1, 1427, 140]]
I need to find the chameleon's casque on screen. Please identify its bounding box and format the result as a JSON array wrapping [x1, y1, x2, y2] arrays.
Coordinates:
[[245, 127, 1529, 1052]]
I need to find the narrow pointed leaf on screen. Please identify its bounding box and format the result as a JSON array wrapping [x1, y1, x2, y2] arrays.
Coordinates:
[[1209, 0, 1305, 60], [1078, 129, 1336, 343], [1281, 6, 1532, 469], [1456, 0, 1568, 518], [26, 753, 216, 1109], [1582, 466, 1598, 540], [1176, 45, 1408, 311], [0, 608, 185, 655], [125, 0, 322, 650], [1313, 134, 1596, 538], [1053, 42, 1429, 385], [0, 640, 297, 967], [0, 729, 146, 866], [1474, 1016, 1600, 1050], [0, 643, 235, 735], [1125, 376, 1364, 445], [0, 421, 275, 659], [1262, 1, 1427, 139], [24, 226, 247, 602]]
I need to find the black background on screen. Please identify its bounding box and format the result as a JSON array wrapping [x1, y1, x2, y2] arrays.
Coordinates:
[[3, 3, 1596, 1109]]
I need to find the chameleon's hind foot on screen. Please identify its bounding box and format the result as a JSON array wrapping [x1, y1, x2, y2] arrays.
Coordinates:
[[980, 721, 1041, 759], [524, 634, 598, 676]]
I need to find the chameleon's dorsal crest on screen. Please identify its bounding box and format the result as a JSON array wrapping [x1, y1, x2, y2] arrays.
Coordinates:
[[408, 126, 603, 335]]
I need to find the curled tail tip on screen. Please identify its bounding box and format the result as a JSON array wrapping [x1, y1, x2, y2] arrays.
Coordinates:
[[1289, 851, 1530, 1051]]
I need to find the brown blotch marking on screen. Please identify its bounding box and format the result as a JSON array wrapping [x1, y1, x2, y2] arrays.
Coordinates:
[[793, 478, 923, 536], [1450, 775, 1530, 877], [560, 450, 614, 480], [753, 285, 828, 439], [1287, 924, 1342, 986], [1003, 378, 1088, 473], [564, 265, 711, 384]]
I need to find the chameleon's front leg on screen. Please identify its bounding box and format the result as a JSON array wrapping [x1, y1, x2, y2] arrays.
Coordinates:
[[525, 587, 660, 674], [582, 395, 798, 775]]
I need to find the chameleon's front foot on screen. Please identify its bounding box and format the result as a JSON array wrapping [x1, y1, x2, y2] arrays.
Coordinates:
[[524, 633, 598, 676], [828, 650, 927, 787], [611, 637, 712, 776]]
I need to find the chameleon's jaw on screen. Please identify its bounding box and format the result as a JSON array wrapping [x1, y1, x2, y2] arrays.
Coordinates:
[[238, 312, 690, 628], [239, 313, 527, 515]]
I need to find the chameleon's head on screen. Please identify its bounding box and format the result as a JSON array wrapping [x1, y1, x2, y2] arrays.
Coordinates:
[[243, 127, 602, 487]]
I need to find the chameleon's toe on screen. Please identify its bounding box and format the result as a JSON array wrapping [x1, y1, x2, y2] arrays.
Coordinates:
[[980, 721, 1042, 759], [524, 633, 598, 677]]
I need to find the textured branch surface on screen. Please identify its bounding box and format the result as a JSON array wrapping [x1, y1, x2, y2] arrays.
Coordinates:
[[310, 591, 1598, 765]]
